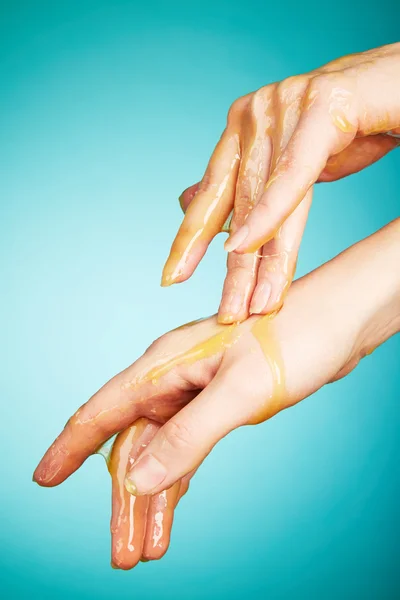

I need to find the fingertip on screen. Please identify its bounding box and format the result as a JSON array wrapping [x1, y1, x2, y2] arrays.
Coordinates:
[[217, 311, 247, 325], [224, 225, 249, 253], [161, 249, 202, 288], [124, 477, 138, 496], [32, 463, 60, 487], [160, 269, 190, 287], [160, 273, 175, 287], [111, 554, 141, 570], [142, 542, 169, 562], [125, 454, 168, 496], [218, 291, 250, 325], [217, 313, 236, 325], [249, 281, 272, 315]]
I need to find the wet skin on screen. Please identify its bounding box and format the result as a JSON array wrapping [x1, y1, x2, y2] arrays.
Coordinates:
[[162, 42, 400, 323], [106, 418, 193, 569], [34, 219, 400, 503]]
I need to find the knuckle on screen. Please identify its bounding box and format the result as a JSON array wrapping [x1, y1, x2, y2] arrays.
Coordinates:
[[227, 99, 242, 124], [308, 72, 345, 101], [276, 75, 308, 103], [144, 335, 164, 354], [163, 419, 194, 452], [227, 94, 250, 124], [144, 330, 176, 356], [249, 86, 270, 114]]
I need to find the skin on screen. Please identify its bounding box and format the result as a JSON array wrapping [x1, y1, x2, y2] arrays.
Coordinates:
[[34, 219, 400, 502], [93, 417, 196, 569], [108, 418, 193, 569], [162, 42, 400, 323]]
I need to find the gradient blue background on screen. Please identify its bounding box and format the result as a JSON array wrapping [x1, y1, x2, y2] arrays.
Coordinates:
[[1, 1, 399, 598]]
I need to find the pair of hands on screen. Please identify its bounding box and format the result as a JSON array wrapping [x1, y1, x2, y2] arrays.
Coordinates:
[[34, 219, 400, 568], [34, 42, 400, 568], [163, 42, 400, 321]]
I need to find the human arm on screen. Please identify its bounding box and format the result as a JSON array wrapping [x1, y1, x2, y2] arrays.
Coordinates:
[[163, 43, 400, 322], [34, 219, 400, 496]]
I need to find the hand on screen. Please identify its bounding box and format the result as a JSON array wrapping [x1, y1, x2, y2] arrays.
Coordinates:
[[99, 418, 193, 569], [162, 43, 400, 323], [34, 220, 400, 500]]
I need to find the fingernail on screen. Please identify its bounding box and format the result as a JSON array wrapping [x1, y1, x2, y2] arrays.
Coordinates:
[[219, 292, 243, 323], [140, 558, 150, 563], [224, 225, 249, 253], [160, 272, 174, 287], [32, 458, 60, 486], [250, 282, 272, 314], [218, 313, 235, 324], [125, 454, 167, 495], [161, 258, 183, 287], [161, 264, 178, 287], [111, 561, 120, 570]]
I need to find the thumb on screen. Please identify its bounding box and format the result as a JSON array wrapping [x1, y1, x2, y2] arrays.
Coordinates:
[[124, 370, 247, 496]]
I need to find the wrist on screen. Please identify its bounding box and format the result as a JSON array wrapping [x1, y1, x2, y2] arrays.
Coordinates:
[[273, 219, 400, 403], [349, 219, 400, 358]]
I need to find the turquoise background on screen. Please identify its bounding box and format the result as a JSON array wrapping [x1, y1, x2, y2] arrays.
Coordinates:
[[1, 1, 399, 598]]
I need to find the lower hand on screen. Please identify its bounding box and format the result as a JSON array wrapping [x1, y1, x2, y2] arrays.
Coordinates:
[[34, 220, 400, 501], [102, 418, 194, 569]]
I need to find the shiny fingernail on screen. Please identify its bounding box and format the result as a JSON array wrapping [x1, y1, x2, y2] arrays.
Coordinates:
[[219, 292, 244, 323], [224, 225, 249, 253], [250, 282, 272, 314], [125, 454, 167, 496]]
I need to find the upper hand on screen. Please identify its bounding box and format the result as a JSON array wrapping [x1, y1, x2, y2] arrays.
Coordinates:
[[162, 43, 400, 322]]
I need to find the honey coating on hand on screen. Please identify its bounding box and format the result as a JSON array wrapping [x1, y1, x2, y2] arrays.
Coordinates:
[[161, 131, 241, 286], [132, 322, 240, 388], [107, 424, 145, 561], [169, 42, 400, 286], [249, 314, 286, 424], [100, 420, 176, 568]]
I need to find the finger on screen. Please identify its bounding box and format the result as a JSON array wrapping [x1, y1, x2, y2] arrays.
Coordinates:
[[319, 134, 399, 182], [176, 469, 197, 505], [250, 189, 313, 314], [142, 481, 180, 560], [141, 467, 197, 561], [217, 251, 259, 323], [179, 182, 233, 233], [109, 419, 158, 570], [224, 88, 357, 254], [218, 122, 272, 323], [124, 366, 258, 496], [33, 361, 198, 487], [161, 128, 240, 286]]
